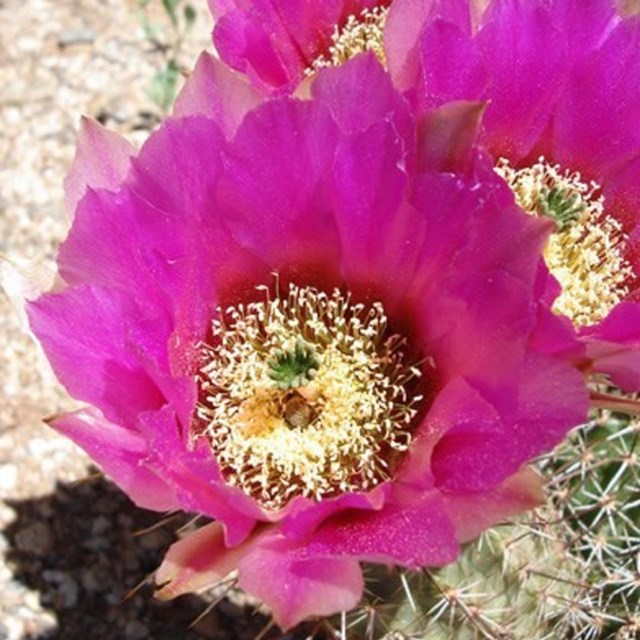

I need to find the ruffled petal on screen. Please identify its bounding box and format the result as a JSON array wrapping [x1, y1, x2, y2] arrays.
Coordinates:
[[211, 0, 381, 91], [280, 483, 390, 540], [156, 521, 258, 598], [306, 485, 459, 568], [131, 116, 225, 220], [213, 5, 303, 90], [139, 408, 261, 545], [57, 186, 232, 408], [408, 169, 553, 383], [158, 521, 365, 629], [217, 98, 342, 278], [49, 408, 178, 512], [64, 117, 136, 218], [327, 118, 424, 309], [474, 0, 569, 160], [60, 116, 269, 355], [238, 532, 364, 629], [442, 465, 545, 543], [420, 19, 488, 108], [579, 302, 640, 392], [431, 353, 589, 492], [173, 52, 264, 137], [401, 377, 501, 489], [311, 54, 412, 136], [528, 264, 586, 360], [551, 18, 640, 179], [408, 165, 551, 304], [27, 285, 165, 425], [58, 188, 178, 304]]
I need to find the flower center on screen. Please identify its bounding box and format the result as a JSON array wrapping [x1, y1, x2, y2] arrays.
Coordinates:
[[196, 282, 423, 510], [307, 6, 389, 75], [495, 157, 634, 327]]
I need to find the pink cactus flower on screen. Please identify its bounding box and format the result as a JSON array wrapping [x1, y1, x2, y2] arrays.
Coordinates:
[[409, 0, 640, 395], [206, 0, 487, 94], [28, 55, 589, 628], [207, 0, 640, 397]]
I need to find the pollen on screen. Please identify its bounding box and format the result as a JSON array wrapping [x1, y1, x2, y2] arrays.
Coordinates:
[[307, 6, 389, 75], [196, 282, 423, 511], [495, 157, 634, 327]]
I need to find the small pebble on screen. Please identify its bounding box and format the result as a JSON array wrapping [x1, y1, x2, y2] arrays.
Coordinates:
[[58, 575, 79, 609], [57, 28, 96, 47], [14, 521, 53, 557], [0, 465, 18, 491], [124, 619, 149, 640]]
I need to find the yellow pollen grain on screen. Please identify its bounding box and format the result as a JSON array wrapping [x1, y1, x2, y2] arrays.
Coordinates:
[[496, 157, 634, 327], [307, 6, 389, 75], [196, 282, 422, 510]]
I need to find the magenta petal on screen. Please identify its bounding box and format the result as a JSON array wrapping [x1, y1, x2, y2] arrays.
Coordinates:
[[402, 377, 501, 489], [408, 174, 553, 384], [58, 188, 175, 302], [475, 0, 569, 160], [281, 483, 390, 540], [530, 303, 585, 361], [173, 52, 263, 137], [385, 0, 438, 92], [57, 186, 225, 381], [156, 521, 258, 599], [546, 0, 617, 55], [328, 120, 428, 309], [442, 466, 544, 543], [64, 117, 135, 218], [603, 154, 640, 234], [431, 354, 588, 492], [27, 285, 165, 425], [238, 533, 364, 629], [131, 116, 225, 220], [408, 168, 551, 310], [213, 7, 299, 90], [528, 265, 586, 360], [580, 302, 640, 392], [218, 98, 341, 275], [139, 408, 261, 545], [423, 270, 536, 384], [420, 19, 488, 108], [307, 485, 459, 568], [211, 0, 380, 92], [312, 54, 412, 136], [50, 408, 178, 512], [552, 19, 640, 178]]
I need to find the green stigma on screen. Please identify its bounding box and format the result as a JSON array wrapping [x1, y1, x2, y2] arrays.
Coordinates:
[[535, 185, 586, 230], [267, 338, 320, 389]]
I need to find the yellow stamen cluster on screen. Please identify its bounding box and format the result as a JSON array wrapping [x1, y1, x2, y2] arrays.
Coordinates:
[[196, 282, 422, 510], [307, 6, 389, 75], [496, 157, 634, 327]]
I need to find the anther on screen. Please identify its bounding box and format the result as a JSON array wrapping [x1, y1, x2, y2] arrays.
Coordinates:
[[496, 157, 634, 326], [307, 6, 389, 75], [196, 282, 424, 510]]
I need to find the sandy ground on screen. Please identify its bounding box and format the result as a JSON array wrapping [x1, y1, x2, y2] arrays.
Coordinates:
[[0, 1, 306, 638]]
